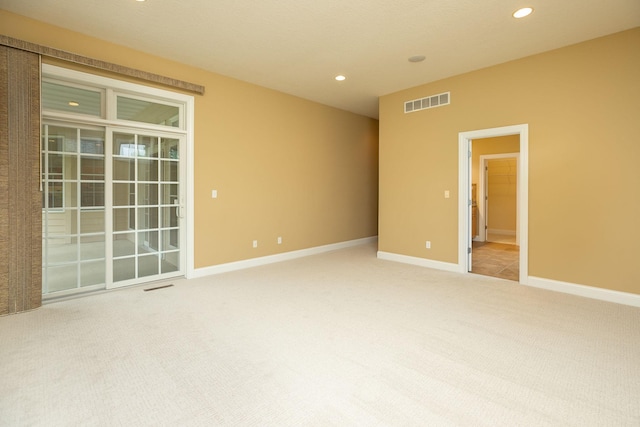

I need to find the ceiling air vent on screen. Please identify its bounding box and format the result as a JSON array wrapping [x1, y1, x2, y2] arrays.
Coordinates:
[[404, 91, 450, 114]]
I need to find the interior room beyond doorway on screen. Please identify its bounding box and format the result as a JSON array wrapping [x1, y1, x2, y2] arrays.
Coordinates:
[[471, 135, 520, 281]]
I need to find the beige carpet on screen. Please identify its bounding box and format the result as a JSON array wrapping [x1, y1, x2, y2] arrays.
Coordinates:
[[1, 242, 639, 426]]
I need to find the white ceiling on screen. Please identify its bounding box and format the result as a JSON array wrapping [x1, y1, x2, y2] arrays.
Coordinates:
[[2, 0, 639, 118]]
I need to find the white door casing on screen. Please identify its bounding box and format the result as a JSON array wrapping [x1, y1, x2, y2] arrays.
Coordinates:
[[458, 124, 528, 284]]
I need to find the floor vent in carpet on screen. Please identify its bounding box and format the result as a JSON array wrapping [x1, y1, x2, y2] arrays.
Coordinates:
[[144, 284, 174, 292]]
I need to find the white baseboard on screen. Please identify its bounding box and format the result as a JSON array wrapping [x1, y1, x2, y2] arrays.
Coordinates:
[[527, 276, 640, 308], [377, 251, 462, 273], [193, 236, 378, 278]]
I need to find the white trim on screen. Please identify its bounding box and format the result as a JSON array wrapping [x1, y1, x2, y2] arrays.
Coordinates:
[[185, 95, 195, 279], [527, 276, 640, 308], [193, 237, 378, 278], [376, 251, 461, 273], [458, 124, 528, 284]]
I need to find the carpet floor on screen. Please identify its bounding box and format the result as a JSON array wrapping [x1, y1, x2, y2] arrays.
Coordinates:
[[1, 242, 639, 426]]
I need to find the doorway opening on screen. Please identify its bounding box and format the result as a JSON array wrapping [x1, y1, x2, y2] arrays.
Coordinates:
[[473, 147, 519, 280], [458, 125, 528, 284]]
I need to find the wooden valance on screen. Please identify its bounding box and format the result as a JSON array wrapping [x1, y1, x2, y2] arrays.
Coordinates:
[[0, 34, 205, 95]]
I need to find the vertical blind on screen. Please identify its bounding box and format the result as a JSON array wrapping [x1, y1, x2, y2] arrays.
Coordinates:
[[0, 45, 42, 315]]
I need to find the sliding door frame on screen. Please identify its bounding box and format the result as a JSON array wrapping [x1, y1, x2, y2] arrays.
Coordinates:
[[41, 64, 195, 295]]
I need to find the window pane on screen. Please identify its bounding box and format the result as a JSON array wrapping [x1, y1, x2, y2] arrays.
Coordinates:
[[161, 206, 179, 228], [138, 136, 158, 158], [138, 159, 158, 182], [113, 158, 135, 181], [81, 157, 104, 180], [161, 161, 178, 182], [80, 235, 105, 261], [114, 133, 136, 156], [81, 182, 105, 207], [117, 96, 180, 128], [81, 130, 105, 154], [114, 233, 136, 257], [47, 126, 77, 152], [161, 229, 179, 250], [160, 184, 178, 204], [113, 183, 135, 206], [46, 264, 78, 292], [138, 207, 158, 230], [114, 208, 135, 232], [42, 81, 102, 117], [161, 138, 179, 159], [80, 210, 104, 233], [138, 254, 159, 278], [161, 252, 179, 274], [139, 231, 159, 253], [113, 258, 135, 282], [46, 237, 78, 264], [138, 183, 158, 205], [80, 261, 105, 287]]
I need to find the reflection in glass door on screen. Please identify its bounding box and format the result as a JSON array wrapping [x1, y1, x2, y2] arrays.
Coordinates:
[[111, 132, 182, 286], [42, 124, 106, 294]]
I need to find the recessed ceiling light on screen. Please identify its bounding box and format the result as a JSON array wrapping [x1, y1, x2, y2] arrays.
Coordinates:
[[408, 55, 426, 63], [68, 101, 80, 107], [335, 75, 346, 81], [513, 7, 533, 18]]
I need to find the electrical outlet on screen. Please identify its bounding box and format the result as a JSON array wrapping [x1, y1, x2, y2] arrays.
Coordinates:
[[253, 240, 258, 248], [277, 237, 282, 244], [426, 241, 431, 249], [211, 189, 218, 198]]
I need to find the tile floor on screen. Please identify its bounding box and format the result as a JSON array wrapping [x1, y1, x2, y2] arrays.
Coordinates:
[[472, 240, 519, 281]]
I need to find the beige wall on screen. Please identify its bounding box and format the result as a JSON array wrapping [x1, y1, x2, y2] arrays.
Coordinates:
[[0, 10, 379, 269], [380, 28, 640, 294], [486, 158, 517, 234]]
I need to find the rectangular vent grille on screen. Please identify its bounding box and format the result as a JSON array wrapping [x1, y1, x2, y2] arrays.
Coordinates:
[[404, 91, 450, 114]]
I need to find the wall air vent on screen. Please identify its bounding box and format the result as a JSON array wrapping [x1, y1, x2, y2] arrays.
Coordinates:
[[404, 91, 450, 114]]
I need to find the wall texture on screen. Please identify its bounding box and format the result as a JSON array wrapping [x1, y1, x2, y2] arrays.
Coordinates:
[[380, 28, 640, 294], [0, 10, 379, 271]]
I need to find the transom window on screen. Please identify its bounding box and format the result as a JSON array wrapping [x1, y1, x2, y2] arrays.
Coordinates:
[[41, 77, 185, 130]]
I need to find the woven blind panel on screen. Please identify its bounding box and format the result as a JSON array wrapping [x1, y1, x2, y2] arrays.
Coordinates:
[[0, 45, 42, 315]]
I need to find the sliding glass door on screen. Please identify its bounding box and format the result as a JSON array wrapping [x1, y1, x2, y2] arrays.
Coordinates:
[[42, 126, 185, 295], [110, 131, 183, 287], [40, 64, 191, 298]]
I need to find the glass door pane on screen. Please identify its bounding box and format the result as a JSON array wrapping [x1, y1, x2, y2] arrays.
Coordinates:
[[111, 132, 182, 286], [42, 125, 106, 295]]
